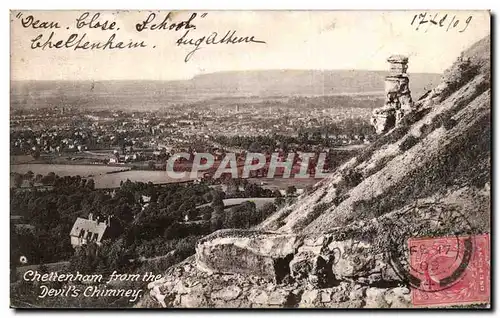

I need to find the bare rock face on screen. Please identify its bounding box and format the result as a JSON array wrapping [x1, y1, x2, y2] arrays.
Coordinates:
[[196, 229, 299, 282], [196, 228, 403, 290], [371, 55, 414, 134], [140, 254, 411, 309], [137, 199, 482, 309], [370, 107, 396, 134], [298, 284, 411, 308], [211, 286, 242, 301]]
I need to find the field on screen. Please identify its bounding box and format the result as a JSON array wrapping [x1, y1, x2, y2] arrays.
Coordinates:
[[10, 163, 200, 188], [10, 163, 330, 189], [248, 177, 328, 191], [10, 164, 129, 177], [197, 197, 276, 211], [92, 170, 198, 188]]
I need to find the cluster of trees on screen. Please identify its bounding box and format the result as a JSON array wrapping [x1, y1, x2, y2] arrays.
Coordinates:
[[11, 174, 283, 276], [215, 178, 280, 198], [208, 191, 277, 232], [12, 171, 95, 189]]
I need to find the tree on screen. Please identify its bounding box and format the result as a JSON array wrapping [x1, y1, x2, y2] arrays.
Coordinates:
[[211, 190, 225, 209], [148, 161, 156, 170], [243, 183, 261, 197], [179, 200, 196, 214], [105, 239, 130, 271], [201, 211, 212, 221], [259, 202, 277, 220], [115, 203, 133, 223], [274, 196, 285, 207], [224, 201, 257, 229], [13, 174, 23, 188], [25, 171, 34, 180], [31, 150, 41, 159], [199, 206, 213, 220], [69, 243, 101, 275], [272, 189, 282, 197], [41, 172, 56, 185], [226, 180, 239, 197], [286, 185, 297, 197], [149, 189, 158, 203], [86, 179, 95, 190], [210, 205, 224, 231]]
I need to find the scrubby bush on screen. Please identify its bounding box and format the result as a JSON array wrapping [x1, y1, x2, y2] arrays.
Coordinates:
[[442, 55, 480, 97], [356, 125, 411, 165], [399, 135, 419, 152], [334, 169, 364, 206], [341, 169, 363, 188], [419, 124, 432, 136], [175, 236, 199, 259], [259, 202, 277, 220], [429, 110, 457, 133], [398, 108, 431, 128], [313, 202, 331, 215], [315, 189, 328, 204], [443, 117, 457, 130], [332, 194, 349, 207]]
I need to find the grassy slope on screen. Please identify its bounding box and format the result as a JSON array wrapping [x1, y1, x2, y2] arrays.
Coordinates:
[[260, 35, 491, 235]]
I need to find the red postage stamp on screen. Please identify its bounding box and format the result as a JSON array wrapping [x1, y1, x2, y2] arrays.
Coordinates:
[[408, 233, 490, 307]]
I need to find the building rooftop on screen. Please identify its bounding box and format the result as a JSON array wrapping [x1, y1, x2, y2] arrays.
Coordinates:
[[69, 216, 108, 244]]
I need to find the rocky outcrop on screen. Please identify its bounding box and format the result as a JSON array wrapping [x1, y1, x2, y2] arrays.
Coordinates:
[[140, 257, 411, 308], [196, 229, 299, 282], [137, 197, 484, 308], [371, 55, 414, 134]]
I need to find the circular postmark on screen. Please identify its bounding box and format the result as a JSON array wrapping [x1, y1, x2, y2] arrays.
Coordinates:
[[385, 202, 478, 292]]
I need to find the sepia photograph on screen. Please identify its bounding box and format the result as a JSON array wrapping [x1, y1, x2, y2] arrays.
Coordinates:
[[9, 10, 491, 309]]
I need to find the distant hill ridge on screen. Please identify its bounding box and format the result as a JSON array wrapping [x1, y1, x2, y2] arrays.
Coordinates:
[[11, 69, 441, 110]]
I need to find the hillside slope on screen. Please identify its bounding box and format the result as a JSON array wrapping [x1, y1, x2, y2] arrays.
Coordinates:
[[137, 35, 490, 308]]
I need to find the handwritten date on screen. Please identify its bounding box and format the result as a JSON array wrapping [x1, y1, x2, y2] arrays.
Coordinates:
[[411, 12, 472, 32]]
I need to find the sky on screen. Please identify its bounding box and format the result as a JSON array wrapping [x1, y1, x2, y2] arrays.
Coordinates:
[[10, 10, 491, 81]]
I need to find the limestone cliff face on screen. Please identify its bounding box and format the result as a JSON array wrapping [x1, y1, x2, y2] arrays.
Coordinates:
[[136, 36, 490, 309]]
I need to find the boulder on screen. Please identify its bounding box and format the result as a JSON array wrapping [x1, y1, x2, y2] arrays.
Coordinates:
[[364, 287, 390, 308], [248, 289, 292, 307], [299, 289, 320, 306], [196, 229, 299, 282], [290, 251, 332, 288], [384, 287, 411, 308], [211, 286, 242, 301]]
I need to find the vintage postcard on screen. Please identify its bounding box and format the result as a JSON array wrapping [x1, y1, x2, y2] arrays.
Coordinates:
[[10, 10, 491, 309]]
